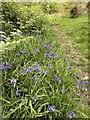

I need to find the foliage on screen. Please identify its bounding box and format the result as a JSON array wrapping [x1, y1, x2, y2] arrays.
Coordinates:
[[49, 15, 88, 72], [70, 6, 79, 18], [40, 2, 60, 14], [0, 2, 89, 119], [1, 2, 48, 39], [1, 29, 89, 118]]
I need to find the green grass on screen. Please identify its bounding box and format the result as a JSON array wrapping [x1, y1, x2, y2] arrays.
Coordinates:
[[0, 3, 89, 119], [48, 15, 88, 58], [0, 29, 89, 119], [48, 15, 89, 72]]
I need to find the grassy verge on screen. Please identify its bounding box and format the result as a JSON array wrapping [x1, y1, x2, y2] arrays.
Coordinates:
[[48, 15, 89, 72], [0, 3, 89, 118], [48, 15, 88, 58], [0, 25, 89, 119]]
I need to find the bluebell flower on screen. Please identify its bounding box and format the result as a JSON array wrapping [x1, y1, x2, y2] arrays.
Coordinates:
[[23, 69, 27, 73], [15, 90, 20, 96], [19, 69, 24, 74], [49, 52, 53, 56], [16, 60, 19, 63], [17, 52, 20, 55], [61, 86, 65, 93], [0, 37, 7, 42], [44, 53, 47, 58], [33, 65, 38, 70], [42, 42, 47, 46], [82, 82, 85, 91], [6, 64, 12, 69], [48, 53, 54, 58], [28, 52, 31, 55], [57, 78, 61, 84], [10, 78, 16, 85], [73, 74, 76, 78], [48, 105, 55, 112], [34, 79, 36, 84], [85, 80, 89, 84], [54, 55, 58, 58], [69, 112, 76, 118], [12, 61, 15, 64], [29, 77, 32, 81], [76, 80, 81, 89], [44, 44, 47, 48], [26, 66, 32, 73], [54, 74, 61, 84], [36, 34, 42, 40], [33, 62, 38, 70], [0, 64, 4, 69], [54, 74, 58, 78], [1, 62, 12, 70], [38, 66, 42, 71], [77, 80, 81, 84], [27, 66, 31, 71], [33, 98, 37, 103], [48, 62, 52, 68], [49, 44, 52, 48], [68, 66, 72, 70], [64, 57, 66, 62], [36, 48, 39, 53], [28, 32, 31, 36]]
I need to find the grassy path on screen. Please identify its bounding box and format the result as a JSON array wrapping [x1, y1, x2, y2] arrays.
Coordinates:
[[50, 20, 89, 108], [52, 24, 88, 80], [49, 16, 89, 80]]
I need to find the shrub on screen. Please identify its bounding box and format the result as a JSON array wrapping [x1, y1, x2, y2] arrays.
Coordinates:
[[1, 2, 21, 35], [1, 2, 48, 39], [70, 6, 79, 18], [41, 2, 59, 14]]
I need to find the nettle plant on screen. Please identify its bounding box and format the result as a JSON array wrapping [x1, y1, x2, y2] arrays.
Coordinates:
[[0, 32, 88, 119]]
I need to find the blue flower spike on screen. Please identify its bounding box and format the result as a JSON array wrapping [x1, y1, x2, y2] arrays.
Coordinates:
[[69, 112, 76, 118]]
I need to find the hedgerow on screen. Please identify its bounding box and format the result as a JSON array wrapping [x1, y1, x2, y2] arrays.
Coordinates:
[[1, 2, 48, 41]]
